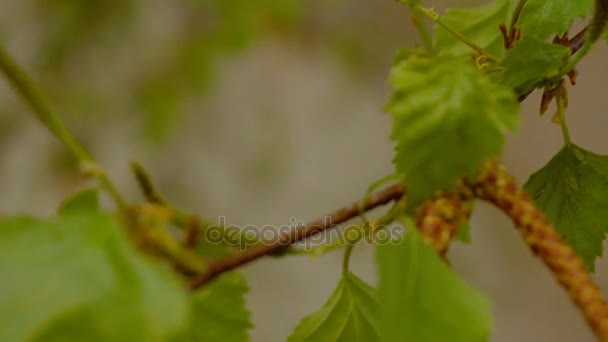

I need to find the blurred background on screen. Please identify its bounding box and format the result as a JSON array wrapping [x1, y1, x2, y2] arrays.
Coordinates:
[[0, 0, 607, 341]]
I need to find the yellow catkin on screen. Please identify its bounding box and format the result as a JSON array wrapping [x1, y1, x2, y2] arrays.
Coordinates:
[[474, 161, 608, 340], [415, 194, 472, 258]]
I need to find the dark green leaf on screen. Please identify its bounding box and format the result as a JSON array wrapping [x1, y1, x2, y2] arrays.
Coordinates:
[[58, 187, 99, 216], [0, 214, 189, 341], [377, 229, 492, 342], [386, 55, 519, 208], [288, 272, 380, 341], [187, 272, 252, 342], [518, 0, 594, 40], [498, 36, 570, 95], [525, 144, 608, 271], [435, 0, 511, 58]]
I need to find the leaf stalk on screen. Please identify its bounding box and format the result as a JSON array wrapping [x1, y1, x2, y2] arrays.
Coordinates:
[[0, 45, 125, 208]]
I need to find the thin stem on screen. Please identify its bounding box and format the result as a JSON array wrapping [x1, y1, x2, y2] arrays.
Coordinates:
[[409, 7, 435, 54], [508, 0, 528, 40], [560, 38, 593, 76], [0, 46, 90, 161], [395, 0, 434, 53], [588, 0, 608, 42], [129, 163, 221, 247], [99, 177, 126, 208], [149, 229, 208, 275], [415, 5, 497, 61], [556, 85, 572, 145], [287, 200, 403, 257], [341, 221, 375, 274], [0, 45, 125, 208], [359, 173, 401, 220], [281, 242, 344, 256], [189, 183, 405, 289], [123, 205, 208, 276], [131, 162, 167, 205], [559, 0, 608, 76], [342, 244, 355, 274], [283, 224, 364, 257]]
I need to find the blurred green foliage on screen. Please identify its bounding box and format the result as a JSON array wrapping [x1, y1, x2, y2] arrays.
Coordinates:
[[2, 0, 410, 145], [0, 213, 189, 341], [21, 0, 303, 141], [137, 0, 304, 140], [35, 0, 135, 71]]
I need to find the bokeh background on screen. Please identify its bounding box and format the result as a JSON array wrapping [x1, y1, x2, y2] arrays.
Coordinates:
[[1, 0, 607, 341]]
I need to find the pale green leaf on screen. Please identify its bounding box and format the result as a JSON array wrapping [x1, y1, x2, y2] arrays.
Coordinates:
[[288, 272, 380, 342], [518, 0, 594, 40], [180, 227, 252, 341], [525, 144, 608, 271], [498, 36, 570, 95], [435, 0, 511, 58], [0, 214, 189, 341], [58, 187, 99, 216], [386, 55, 519, 208], [377, 229, 492, 342], [187, 272, 252, 342]]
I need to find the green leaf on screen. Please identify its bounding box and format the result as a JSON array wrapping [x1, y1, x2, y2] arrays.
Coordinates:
[[435, 0, 511, 58], [518, 0, 594, 40], [187, 272, 252, 342], [498, 36, 570, 95], [525, 144, 608, 271], [288, 272, 380, 342], [180, 224, 252, 341], [58, 187, 99, 216], [377, 229, 492, 342], [0, 214, 189, 341], [454, 201, 475, 243], [386, 55, 519, 208], [455, 221, 472, 243]]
